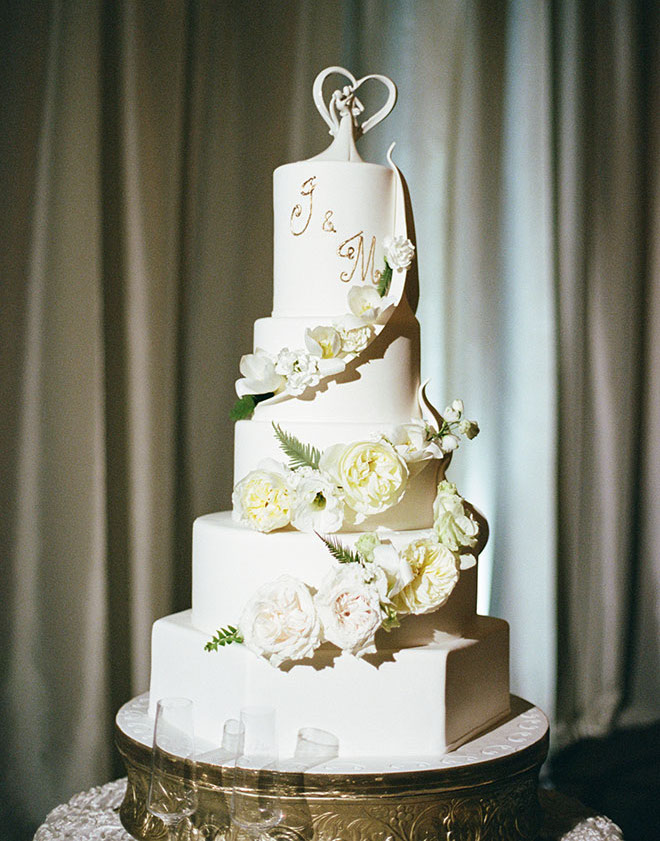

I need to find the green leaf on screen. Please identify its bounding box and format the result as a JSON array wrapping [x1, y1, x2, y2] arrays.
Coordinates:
[[381, 603, 401, 632], [230, 392, 275, 421], [377, 260, 393, 297], [272, 423, 321, 470], [204, 625, 244, 652], [316, 532, 365, 566]]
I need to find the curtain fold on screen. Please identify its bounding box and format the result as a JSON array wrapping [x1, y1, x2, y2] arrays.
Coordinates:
[[1, 2, 657, 838]]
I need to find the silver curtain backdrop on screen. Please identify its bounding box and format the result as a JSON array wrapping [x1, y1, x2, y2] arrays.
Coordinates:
[[1, 0, 658, 837]]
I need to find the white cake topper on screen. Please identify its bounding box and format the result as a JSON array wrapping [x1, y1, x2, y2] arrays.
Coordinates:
[[311, 66, 398, 162]]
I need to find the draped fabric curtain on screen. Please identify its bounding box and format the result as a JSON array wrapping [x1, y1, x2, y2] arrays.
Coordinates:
[[1, 1, 657, 838]]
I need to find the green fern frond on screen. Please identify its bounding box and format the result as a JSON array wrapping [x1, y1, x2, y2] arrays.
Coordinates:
[[204, 625, 244, 652], [316, 532, 364, 566], [272, 423, 321, 470]]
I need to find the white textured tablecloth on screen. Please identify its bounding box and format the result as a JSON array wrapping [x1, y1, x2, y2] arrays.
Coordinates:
[[33, 778, 624, 841]]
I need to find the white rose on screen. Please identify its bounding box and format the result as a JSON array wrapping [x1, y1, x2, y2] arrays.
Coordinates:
[[289, 468, 344, 533], [433, 481, 479, 551], [383, 235, 415, 270], [232, 468, 292, 533], [393, 538, 460, 615], [458, 418, 480, 440], [314, 564, 383, 656], [239, 575, 322, 667], [275, 348, 322, 396], [320, 440, 409, 520], [305, 325, 342, 359], [336, 320, 374, 354], [236, 348, 285, 397], [347, 285, 382, 323], [442, 399, 464, 423]]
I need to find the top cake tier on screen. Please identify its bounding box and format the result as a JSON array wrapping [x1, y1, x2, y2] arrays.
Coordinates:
[[273, 161, 396, 317]]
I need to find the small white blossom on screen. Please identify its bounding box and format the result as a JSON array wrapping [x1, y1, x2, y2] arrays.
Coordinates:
[[440, 433, 460, 453], [275, 348, 322, 396], [388, 420, 444, 462], [347, 285, 382, 323], [433, 481, 479, 552], [458, 418, 480, 440], [236, 348, 285, 397], [383, 235, 415, 270], [442, 399, 464, 423], [289, 468, 344, 533]]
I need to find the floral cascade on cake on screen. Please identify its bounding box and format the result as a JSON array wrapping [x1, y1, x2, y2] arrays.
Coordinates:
[[146, 66, 512, 761]]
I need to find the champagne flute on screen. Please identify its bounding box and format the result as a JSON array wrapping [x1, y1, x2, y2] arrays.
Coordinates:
[[147, 697, 198, 839], [230, 706, 282, 840]]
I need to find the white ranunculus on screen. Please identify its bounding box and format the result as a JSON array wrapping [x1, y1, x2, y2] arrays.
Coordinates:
[[275, 348, 321, 396], [232, 468, 292, 533], [388, 420, 444, 462], [393, 538, 460, 615], [347, 285, 382, 323], [236, 348, 285, 397], [305, 325, 342, 359], [433, 481, 479, 552], [440, 433, 460, 453], [314, 564, 383, 656], [289, 468, 344, 533], [336, 319, 374, 355], [458, 418, 480, 440], [442, 399, 464, 423], [320, 440, 409, 520], [239, 575, 322, 667], [383, 235, 415, 270]]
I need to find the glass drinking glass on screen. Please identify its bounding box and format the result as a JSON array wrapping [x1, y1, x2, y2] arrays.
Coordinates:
[[147, 697, 198, 839], [294, 727, 339, 766], [229, 706, 282, 839]]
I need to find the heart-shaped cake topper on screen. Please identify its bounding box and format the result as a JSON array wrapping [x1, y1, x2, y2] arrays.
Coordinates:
[[313, 66, 397, 139]]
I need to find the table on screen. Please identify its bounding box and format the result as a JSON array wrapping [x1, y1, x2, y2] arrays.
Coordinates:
[[34, 777, 624, 841]]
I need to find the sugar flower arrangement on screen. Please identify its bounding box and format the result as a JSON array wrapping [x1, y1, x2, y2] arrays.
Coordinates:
[[205, 478, 479, 666], [232, 400, 479, 535], [230, 236, 415, 420]]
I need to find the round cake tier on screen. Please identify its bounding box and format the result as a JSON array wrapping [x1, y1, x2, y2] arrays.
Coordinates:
[[191, 511, 477, 638], [250, 296, 421, 424], [116, 693, 548, 841], [273, 160, 395, 317]]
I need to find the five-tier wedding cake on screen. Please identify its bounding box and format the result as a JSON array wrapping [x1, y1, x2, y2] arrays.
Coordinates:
[[148, 67, 510, 760]]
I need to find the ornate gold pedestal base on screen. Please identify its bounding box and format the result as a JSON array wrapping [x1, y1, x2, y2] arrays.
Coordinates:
[[116, 694, 548, 841]]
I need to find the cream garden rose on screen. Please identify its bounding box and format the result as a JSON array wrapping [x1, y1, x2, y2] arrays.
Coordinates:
[[239, 575, 322, 666], [394, 538, 460, 615], [232, 467, 292, 533], [314, 564, 384, 656], [320, 439, 409, 520], [433, 480, 479, 551]]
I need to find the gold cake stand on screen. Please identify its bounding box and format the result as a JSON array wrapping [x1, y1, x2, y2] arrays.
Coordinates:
[[115, 694, 549, 841]]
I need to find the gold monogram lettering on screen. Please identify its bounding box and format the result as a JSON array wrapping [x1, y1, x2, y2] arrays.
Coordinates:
[[290, 177, 317, 236], [322, 210, 337, 233], [337, 232, 377, 283]]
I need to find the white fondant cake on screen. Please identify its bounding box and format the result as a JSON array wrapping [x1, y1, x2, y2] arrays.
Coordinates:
[[148, 67, 510, 759]]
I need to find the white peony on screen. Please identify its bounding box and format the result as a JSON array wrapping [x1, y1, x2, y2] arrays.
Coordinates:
[[393, 538, 460, 615], [239, 575, 322, 666], [289, 468, 344, 533], [442, 399, 464, 423], [433, 481, 479, 552], [305, 325, 342, 359], [314, 564, 383, 656], [383, 235, 415, 270], [232, 467, 292, 533], [275, 348, 322, 396], [336, 318, 374, 355], [347, 285, 382, 323], [320, 439, 409, 520], [236, 348, 285, 397]]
